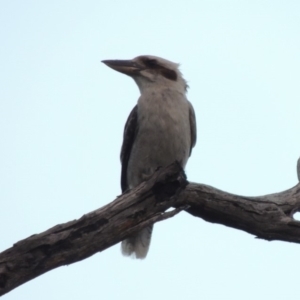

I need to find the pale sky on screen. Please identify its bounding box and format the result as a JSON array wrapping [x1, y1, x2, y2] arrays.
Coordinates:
[[1, 1, 300, 299]]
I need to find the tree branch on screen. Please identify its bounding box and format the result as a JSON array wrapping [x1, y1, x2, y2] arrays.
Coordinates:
[[182, 182, 300, 242], [0, 162, 188, 296], [0, 161, 300, 296]]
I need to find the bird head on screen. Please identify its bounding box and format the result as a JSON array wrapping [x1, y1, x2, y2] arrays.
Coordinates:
[[102, 55, 188, 93]]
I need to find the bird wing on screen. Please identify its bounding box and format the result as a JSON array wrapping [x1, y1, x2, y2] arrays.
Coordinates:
[[188, 101, 197, 155], [120, 105, 138, 192]]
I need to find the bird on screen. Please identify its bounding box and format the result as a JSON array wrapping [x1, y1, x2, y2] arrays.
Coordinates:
[[297, 157, 300, 181], [102, 55, 197, 259]]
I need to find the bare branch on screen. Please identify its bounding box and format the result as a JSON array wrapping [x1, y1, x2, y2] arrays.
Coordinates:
[[0, 159, 300, 296], [0, 162, 188, 296], [182, 181, 300, 243]]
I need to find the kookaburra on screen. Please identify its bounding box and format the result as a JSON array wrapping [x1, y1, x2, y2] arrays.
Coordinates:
[[102, 55, 197, 259]]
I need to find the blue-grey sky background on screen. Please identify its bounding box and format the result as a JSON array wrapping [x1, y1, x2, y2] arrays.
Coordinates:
[[1, 1, 300, 299]]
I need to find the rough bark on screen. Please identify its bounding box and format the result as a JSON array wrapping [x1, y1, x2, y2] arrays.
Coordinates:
[[183, 182, 300, 242], [0, 161, 300, 296], [0, 163, 188, 296]]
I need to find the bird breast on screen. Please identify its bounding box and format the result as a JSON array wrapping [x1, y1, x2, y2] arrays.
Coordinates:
[[127, 88, 191, 187]]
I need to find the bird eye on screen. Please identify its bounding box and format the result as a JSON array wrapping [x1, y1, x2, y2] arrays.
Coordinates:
[[160, 69, 177, 81], [144, 59, 157, 68]]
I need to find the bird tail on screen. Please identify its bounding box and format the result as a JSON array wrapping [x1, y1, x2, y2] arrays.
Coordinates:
[[121, 225, 153, 259]]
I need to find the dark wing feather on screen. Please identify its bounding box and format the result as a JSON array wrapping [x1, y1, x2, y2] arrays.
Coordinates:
[[188, 102, 197, 156], [120, 105, 138, 192]]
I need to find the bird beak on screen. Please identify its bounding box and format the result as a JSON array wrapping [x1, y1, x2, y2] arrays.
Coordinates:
[[102, 59, 142, 76]]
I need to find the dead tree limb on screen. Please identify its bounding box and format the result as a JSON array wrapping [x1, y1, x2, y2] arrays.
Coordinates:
[[183, 182, 300, 242], [0, 163, 187, 296], [0, 161, 300, 296]]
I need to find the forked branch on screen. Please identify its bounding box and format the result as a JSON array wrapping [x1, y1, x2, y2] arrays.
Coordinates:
[[0, 160, 299, 296]]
